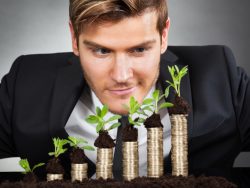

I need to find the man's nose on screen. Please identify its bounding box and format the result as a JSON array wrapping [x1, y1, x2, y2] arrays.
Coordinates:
[[110, 54, 133, 83]]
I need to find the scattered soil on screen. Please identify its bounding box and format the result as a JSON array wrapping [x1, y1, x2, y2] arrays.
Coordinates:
[[122, 124, 138, 142], [0, 175, 237, 188], [70, 148, 87, 164], [22, 172, 38, 183], [168, 94, 190, 115], [144, 113, 163, 128], [46, 157, 64, 174], [94, 131, 115, 148]]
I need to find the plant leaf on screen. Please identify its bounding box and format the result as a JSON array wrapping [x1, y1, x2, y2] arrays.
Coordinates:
[[32, 163, 45, 172], [101, 105, 108, 118], [152, 90, 160, 101], [159, 102, 174, 111], [142, 98, 154, 105], [96, 122, 104, 133], [82, 145, 95, 151], [106, 115, 121, 122], [96, 106, 101, 117], [19, 159, 31, 173], [108, 122, 121, 131], [48, 152, 55, 156], [86, 115, 99, 124]]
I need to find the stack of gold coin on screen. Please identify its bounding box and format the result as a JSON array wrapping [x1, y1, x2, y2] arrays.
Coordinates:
[[47, 174, 63, 181], [96, 148, 113, 179], [122, 141, 139, 181], [71, 163, 88, 182], [170, 114, 188, 177], [147, 127, 163, 178]]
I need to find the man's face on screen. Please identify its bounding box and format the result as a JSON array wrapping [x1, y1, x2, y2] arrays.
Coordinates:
[[70, 11, 170, 114]]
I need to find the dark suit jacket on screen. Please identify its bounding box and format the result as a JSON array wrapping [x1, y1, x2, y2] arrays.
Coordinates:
[[0, 46, 249, 186]]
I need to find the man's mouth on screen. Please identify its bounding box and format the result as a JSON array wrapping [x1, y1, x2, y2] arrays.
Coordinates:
[[109, 87, 136, 96]]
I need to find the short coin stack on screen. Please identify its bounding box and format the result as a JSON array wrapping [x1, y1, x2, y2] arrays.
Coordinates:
[[47, 174, 63, 181], [96, 148, 113, 179], [71, 163, 88, 182], [122, 141, 139, 181], [170, 114, 188, 176], [147, 127, 164, 177]]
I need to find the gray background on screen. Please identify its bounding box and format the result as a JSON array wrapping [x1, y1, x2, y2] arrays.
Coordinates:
[[0, 0, 249, 167]]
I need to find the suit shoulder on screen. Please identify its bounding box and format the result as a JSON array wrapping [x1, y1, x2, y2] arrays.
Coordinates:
[[16, 52, 75, 67]]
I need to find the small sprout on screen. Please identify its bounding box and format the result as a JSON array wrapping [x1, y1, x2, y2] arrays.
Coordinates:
[[124, 96, 146, 126], [86, 104, 121, 133], [48, 137, 68, 158], [166, 65, 188, 97], [142, 89, 173, 114], [67, 136, 95, 151], [19, 159, 45, 174]]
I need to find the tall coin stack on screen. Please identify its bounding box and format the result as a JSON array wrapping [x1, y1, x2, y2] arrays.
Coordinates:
[[170, 114, 188, 176], [71, 163, 88, 182], [122, 141, 139, 181], [47, 174, 63, 181], [147, 127, 164, 177], [96, 148, 113, 179]]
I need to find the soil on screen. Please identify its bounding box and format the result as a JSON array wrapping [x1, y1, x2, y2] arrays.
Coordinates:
[[144, 113, 163, 128], [22, 172, 38, 183], [70, 148, 87, 164], [168, 94, 190, 115], [122, 124, 138, 142], [94, 131, 115, 148], [46, 157, 64, 174], [0, 175, 237, 188]]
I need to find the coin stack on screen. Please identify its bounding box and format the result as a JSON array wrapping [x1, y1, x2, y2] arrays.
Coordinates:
[[122, 141, 139, 181], [47, 174, 63, 181], [147, 127, 163, 177], [71, 163, 88, 182], [170, 114, 188, 176], [96, 148, 113, 179]]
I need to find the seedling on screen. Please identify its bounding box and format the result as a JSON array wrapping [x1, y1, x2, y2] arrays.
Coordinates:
[[123, 96, 146, 126], [166, 65, 188, 97], [142, 89, 173, 114], [67, 136, 95, 151], [48, 137, 68, 158], [86, 104, 121, 133], [19, 159, 44, 174]]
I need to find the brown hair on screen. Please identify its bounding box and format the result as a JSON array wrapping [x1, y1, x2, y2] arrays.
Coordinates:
[[69, 0, 168, 39]]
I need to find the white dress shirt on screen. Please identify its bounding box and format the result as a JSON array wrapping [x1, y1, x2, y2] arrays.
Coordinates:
[[65, 85, 171, 177]]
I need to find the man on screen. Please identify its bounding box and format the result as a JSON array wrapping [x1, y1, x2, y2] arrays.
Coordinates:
[[0, 0, 249, 186]]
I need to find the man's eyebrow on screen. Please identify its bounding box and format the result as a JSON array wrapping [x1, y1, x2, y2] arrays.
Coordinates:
[[83, 39, 157, 50]]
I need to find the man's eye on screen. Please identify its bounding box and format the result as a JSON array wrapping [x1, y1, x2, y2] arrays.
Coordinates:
[[133, 48, 145, 53], [93, 48, 111, 55]]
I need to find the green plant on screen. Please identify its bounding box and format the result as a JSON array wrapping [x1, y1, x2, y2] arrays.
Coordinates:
[[86, 105, 121, 133], [142, 89, 173, 114], [124, 96, 146, 126], [19, 159, 44, 174], [48, 137, 68, 158], [67, 136, 95, 151], [166, 65, 188, 97]]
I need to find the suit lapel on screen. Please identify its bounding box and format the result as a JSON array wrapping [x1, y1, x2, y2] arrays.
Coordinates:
[[159, 49, 194, 138], [49, 54, 85, 139]]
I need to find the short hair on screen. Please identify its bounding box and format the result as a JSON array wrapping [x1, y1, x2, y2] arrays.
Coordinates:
[[69, 0, 168, 39]]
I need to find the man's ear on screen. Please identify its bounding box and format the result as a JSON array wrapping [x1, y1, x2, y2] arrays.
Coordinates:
[[160, 18, 170, 54], [69, 21, 79, 56]]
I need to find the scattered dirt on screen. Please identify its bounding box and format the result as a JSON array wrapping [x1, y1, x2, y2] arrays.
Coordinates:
[[122, 124, 138, 142], [0, 175, 237, 188], [168, 94, 190, 115], [94, 131, 115, 148], [144, 113, 163, 128], [46, 157, 64, 174], [70, 148, 87, 164]]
